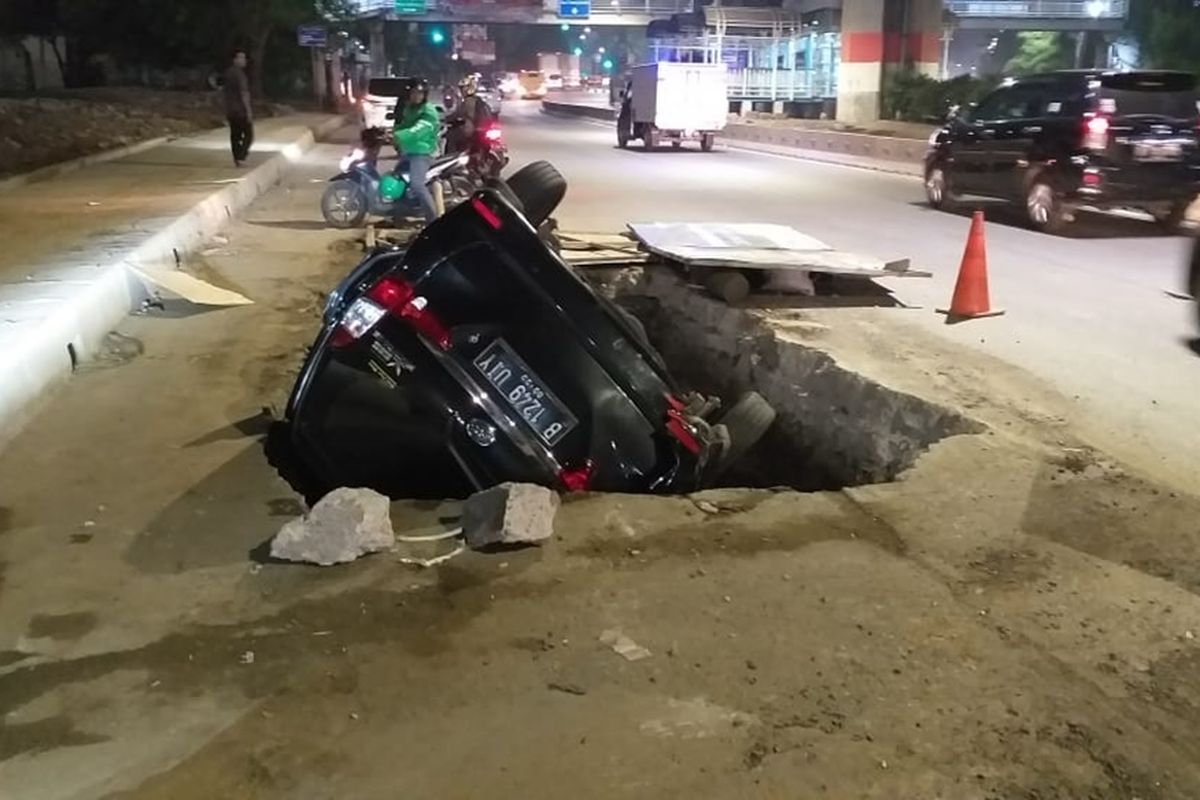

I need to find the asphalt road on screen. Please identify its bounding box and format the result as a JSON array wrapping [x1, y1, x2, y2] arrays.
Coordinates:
[[500, 100, 1200, 486]]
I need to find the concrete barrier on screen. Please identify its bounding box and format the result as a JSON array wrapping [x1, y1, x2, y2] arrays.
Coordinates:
[[0, 115, 347, 448], [542, 99, 615, 122], [541, 98, 924, 176]]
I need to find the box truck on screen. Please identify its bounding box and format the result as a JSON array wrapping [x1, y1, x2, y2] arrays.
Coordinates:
[[618, 62, 728, 152]]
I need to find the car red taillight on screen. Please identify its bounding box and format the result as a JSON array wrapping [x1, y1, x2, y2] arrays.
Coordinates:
[[330, 276, 451, 350], [663, 394, 702, 455], [1083, 114, 1110, 152], [472, 197, 502, 229], [484, 126, 503, 142], [559, 460, 594, 492]]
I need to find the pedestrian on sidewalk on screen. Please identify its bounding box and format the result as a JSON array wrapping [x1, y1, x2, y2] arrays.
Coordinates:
[[223, 49, 254, 167], [392, 79, 441, 225]]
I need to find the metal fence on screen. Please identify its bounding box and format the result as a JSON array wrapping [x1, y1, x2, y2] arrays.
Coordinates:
[[944, 0, 1127, 19]]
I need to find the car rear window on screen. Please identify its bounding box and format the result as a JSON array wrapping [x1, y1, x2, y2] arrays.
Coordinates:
[[368, 78, 413, 98], [1100, 73, 1199, 119]]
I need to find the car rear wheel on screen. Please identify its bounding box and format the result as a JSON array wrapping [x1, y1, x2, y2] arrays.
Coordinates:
[[713, 392, 776, 476], [321, 180, 367, 229], [505, 160, 567, 228], [1025, 180, 1067, 234], [1155, 200, 1189, 234], [925, 164, 952, 210]]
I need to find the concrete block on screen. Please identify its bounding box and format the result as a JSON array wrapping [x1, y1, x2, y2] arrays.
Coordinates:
[[462, 482, 559, 549], [270, 487, 395, 566]]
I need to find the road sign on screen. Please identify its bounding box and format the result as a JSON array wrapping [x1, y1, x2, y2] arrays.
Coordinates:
[[558, 0, 590, 19], [297, 25, 328, 48], [394, 0, 428, 13]]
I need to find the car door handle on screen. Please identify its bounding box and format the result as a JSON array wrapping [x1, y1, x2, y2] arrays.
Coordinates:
[[1021, 125, 1043, 134], [981, 128, 996, 138]]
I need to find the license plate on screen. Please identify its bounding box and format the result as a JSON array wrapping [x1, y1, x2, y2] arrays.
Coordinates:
[[473, 339, 578, 447], [1133, 141, 1182, 162]]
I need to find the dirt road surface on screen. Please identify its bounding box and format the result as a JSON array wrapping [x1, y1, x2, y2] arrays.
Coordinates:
[[2, 128, 1200, 799]]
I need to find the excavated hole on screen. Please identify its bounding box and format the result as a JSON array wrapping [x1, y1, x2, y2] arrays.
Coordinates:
[[613, 267, 985, 491], [270, 267, 984, 502]]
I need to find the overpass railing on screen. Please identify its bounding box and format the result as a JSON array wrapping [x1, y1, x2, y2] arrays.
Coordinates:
[[356, 0, 693, 18], [944, 0, 1127, 20]]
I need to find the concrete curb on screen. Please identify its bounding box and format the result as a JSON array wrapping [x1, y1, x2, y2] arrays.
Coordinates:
[[0, 114, 348, 448], [0, 135, 172, 194], [541, 99, 924, 177]]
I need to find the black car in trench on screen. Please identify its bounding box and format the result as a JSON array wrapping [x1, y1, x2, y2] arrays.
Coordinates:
[[284, 162, 774, 498]]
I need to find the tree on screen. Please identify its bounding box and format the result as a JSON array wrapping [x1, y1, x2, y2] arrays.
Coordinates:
[[1004, 31, 1072, 75], [1128, 0, 1200, 76], [0, 0, 67, 80]]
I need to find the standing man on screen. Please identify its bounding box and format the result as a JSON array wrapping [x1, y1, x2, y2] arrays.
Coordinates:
[[223, 50, 253, 167], [392, 79, 441, 225]]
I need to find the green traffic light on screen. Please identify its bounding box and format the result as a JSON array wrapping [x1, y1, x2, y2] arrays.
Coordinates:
[[430, 29, 445, 44], [573, 46, 583, 56], [602, 58, 613, 70]]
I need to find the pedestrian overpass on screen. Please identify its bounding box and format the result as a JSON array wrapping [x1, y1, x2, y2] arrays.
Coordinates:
[[356, 0, 693, 27]]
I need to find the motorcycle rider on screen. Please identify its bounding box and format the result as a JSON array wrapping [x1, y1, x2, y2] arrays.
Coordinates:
[[445, 75, 493, 155], [392, 79, 440, 224]]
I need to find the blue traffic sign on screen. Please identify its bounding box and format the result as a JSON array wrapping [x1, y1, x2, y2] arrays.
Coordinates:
[[558, 0, 590, 19], [296, 25, 328, 48]]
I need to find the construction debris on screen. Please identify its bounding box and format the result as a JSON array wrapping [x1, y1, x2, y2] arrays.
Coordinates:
[[461, 482, 560, 549], [270, 487, 395, 566]]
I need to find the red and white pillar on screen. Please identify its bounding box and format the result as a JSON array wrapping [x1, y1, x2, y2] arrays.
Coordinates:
[[837, 0, 942, 124]]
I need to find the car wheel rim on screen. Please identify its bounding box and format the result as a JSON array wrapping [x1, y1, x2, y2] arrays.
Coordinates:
[[926, 169, 944, 204], [1028, 185, 1053, 225]]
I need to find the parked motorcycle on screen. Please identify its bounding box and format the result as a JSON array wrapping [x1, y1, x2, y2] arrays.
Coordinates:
[[321, 127, 472, 229]]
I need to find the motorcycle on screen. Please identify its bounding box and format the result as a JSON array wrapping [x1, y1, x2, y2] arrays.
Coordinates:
[[445, 119, 509, 184], [321, 127, 472, 229]]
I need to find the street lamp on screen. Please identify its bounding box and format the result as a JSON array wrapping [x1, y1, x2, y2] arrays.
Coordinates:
[[573, 46, 583, 56], [561, 23, 570, 31], [1086, 1, 1107, 18]]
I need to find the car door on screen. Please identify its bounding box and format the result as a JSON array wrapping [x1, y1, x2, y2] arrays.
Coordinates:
[[988, 83, 1049, 200], [952, 87, 1013, 196]]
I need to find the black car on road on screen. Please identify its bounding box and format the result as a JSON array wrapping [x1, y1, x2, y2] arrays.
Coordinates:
[[285, 162, 774, 499], [925, 70, 1200, 233]]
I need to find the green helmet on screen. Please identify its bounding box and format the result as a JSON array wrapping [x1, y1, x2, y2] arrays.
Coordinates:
[[379, 173, 408, 202]]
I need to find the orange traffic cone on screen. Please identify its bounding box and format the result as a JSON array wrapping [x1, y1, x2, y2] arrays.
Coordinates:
[[937, 210, 1004, 323]]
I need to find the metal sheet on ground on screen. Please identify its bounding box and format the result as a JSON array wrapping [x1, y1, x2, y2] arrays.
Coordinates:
[[627, 222, 930, 278]]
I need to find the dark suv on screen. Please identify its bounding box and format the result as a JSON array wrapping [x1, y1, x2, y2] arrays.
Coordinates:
[[285, 162, 775, 499], [925, 70, 1200, 233]]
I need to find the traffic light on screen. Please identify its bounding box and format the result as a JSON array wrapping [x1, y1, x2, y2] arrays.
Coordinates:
[[429, 27, 446, 45], [602, 58, 613, 70], [573, 46, 583, 57]]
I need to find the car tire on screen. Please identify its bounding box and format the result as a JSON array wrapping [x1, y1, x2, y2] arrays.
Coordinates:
[[713, 392, 776, 476], [505, 161, 567, 228], [320, 180, 368, 229], [1156, 200, 1189, 234], [924, 163, 953, 210], [1025, 179, 1068, 234]]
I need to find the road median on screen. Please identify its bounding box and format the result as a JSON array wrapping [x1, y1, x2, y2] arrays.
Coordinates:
[[0, 113, 346, 448], [542, 96, 923, 176]]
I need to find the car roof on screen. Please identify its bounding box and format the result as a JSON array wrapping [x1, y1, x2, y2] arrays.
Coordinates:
[[1018, 69, 1197, 85]]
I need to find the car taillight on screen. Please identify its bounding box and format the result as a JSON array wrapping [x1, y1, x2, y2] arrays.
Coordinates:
[[330, 276, 451, 350], [559, 460, 594, 492], [484, 126, 503, 142], [1083, 115, 1110, 151], [472, 197, 502, 229], [663, 395, 702, 456]]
